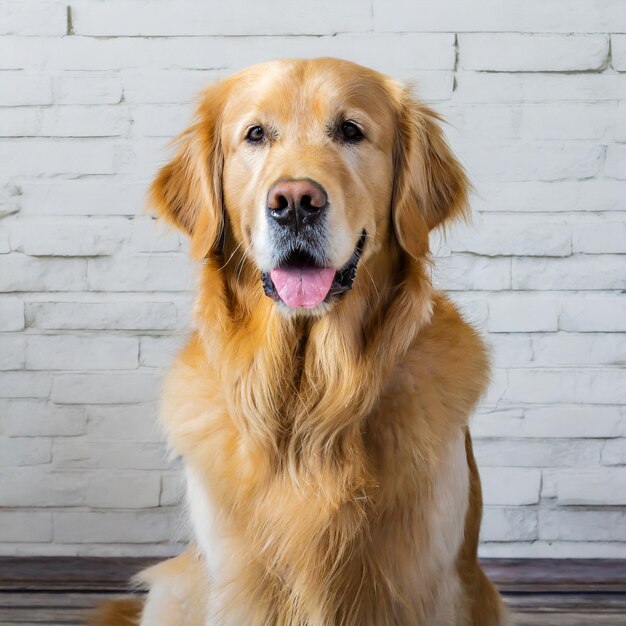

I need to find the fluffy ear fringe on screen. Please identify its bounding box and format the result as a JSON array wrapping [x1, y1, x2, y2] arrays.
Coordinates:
[[392, 89, 470, 260], [148, 84, 226, 260]]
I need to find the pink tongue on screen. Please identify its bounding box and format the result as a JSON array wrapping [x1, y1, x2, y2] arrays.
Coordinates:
[[270, 266, 335, 309]]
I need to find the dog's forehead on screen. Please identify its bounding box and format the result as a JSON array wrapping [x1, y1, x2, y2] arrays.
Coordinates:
[[224, 59, 395, 125]]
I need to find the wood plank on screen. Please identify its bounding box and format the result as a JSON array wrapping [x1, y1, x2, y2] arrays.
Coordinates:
[[0, 591, 625, 625], [0, 557, 157, 591], [505, 592, 626, 613], [1, 557, 624, 592], [482, 558, 626, 593], [0, 558, 625, 624]]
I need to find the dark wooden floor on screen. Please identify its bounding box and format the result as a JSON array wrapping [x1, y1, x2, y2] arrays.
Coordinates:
[[0, 557, 625, 625]]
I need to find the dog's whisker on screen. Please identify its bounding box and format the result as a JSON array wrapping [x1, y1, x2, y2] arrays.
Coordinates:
[[218, 239, 245, 271]]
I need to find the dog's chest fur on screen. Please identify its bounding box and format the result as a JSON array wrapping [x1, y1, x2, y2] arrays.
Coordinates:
[[161, 294, 487, 625]]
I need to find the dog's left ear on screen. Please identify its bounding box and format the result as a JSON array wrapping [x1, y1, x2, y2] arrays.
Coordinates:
[[392, 89, 469, 259], [149, 84, 226, 260]]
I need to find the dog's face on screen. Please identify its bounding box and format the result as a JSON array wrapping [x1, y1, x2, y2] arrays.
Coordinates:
[[151, 58, 468, 314], [221, 60, 397, 311]]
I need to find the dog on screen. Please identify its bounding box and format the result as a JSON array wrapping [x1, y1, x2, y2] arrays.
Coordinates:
[[92, 57, 507, 626]]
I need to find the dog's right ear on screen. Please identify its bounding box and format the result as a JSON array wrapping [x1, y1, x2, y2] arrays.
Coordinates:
[[149, 84, 226, 260]]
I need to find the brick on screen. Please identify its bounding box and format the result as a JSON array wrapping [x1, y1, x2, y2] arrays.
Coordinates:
[[54, 72, 124, 105], [0, 298, 23, 330], [70, 544, 183, 557], [85, 404, 163, 441], [505, 368, 626, 405], [446, 293, 489, 327], [0, 139, 118, 177], [0, 107, 41, 137], [560, 294, 626, 331], [140, 335, 184, 367], [53, 511, 170, 543], [613, 34, 626, 71], [473, 406, 623, 439], [15, 180, 147, 216], [573, 369, 626, 404], [0, 512, 52, 543], [39, 106, 129, 137], [524, 407, 623, 439], [488, 334, 533, 368], [0, 372, 51, 399], [504, 369, 576, 404], [572, 222, 626, 253], [448, 216, 571, 257], [455, 73, 619, 103], [122, 70, 221, 104], [521, 103, 614, 140], [512, 256, 626, 290], [460, 34, 609, 72], [0, 437, 51, 466], [84, 472, 161, 508], [0, 469, 160, 507], [27, 301, 179, 331], [25, 335, 138, 370], [616, 102, 626, 141], [480, 468, 541, 505], [116, 136, 173, 180], [540, 510, 626, 542], [605, 144, 626, 180], [487, 294, 559, 333], [557, 469, 626, 505], [541, 470, 558, 499], [483, 368, 508, 405], [433, 255, 511, 290], [87, 255, 195, 292], [0, 469, 85, 506], [480, 541, 626, 559], [0, 334, 24, 369], [160, 472, 183, 506], [474, 181, 626, 213], [51, 372, 158, 404], [130, 104, 192, 137], [0, 1, 67, 35], [5, 401, 87, 437], [481, 508, 537, 542], [602, 440, 626, 465], [53, 440, 169, 470], [72, 0, 373, 35], [374, 0, 626, 33], [0, 256, 86, 292], [131, 218, 181, 253], [457, 142, 604, 181], [531, 333, 626, 366], [0, 226, 8, 253], [0, 33, 454, 73], [474, 439, 601, 467], [404, 72, 455, 102], [470, 409, 524, 439], [0, 73, 53, 105], [441, 105, 519, 140], [10, 217, 129, 256]]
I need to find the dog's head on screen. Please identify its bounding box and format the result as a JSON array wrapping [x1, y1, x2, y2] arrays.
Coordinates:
[[151, 58, 468, 314]]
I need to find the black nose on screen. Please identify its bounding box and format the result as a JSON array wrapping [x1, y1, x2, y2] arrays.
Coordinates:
[[267, 179, 328, 228]]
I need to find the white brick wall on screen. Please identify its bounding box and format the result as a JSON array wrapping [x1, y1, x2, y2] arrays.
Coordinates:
[[0, 0, 625, 558]]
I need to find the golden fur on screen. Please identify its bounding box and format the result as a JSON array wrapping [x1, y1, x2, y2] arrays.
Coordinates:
[[92, 58, 507, 625]]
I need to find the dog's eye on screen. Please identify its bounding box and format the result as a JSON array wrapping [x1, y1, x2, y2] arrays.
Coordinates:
[[246, 125, 265, 143], [339, 121, 364, 143]]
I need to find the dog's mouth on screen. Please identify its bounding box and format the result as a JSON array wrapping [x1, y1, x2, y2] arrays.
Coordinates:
[[261, 230, 367, 309]]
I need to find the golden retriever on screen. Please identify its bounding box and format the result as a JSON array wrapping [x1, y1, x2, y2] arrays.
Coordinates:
[[92, 57, 507, 626]]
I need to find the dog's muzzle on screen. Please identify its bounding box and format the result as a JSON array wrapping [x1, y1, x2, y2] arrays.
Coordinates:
[[261, 230, 367, 309]]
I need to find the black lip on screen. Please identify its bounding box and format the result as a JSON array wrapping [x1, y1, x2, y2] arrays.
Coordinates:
[[261, 229, 367, 306]]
